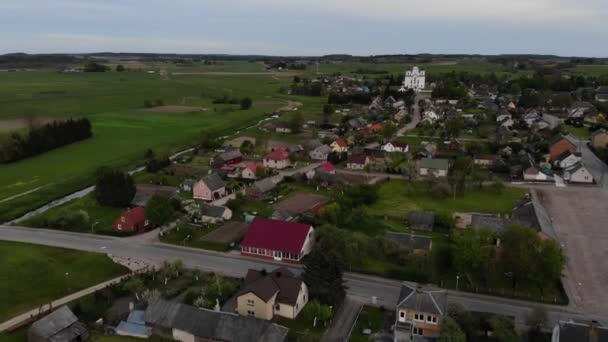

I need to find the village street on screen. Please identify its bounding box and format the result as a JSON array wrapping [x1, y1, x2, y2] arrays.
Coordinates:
[[1, 224, 607, 334]]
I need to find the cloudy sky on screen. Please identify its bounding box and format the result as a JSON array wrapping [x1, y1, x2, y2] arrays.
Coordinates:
[[1, 0, 606, 56]]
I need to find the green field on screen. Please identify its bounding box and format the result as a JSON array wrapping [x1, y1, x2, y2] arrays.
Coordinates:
[[0, 241, 128, 322], [566, 64, 608, 76], [313, 60, 513, 76], [0, 71, 303, 222], [367, 180, 527, 218], [563, 125, 592, 140]]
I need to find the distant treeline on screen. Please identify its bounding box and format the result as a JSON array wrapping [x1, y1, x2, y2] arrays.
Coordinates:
[[0, 53, 79, 69], [0, 118, 92, 163]]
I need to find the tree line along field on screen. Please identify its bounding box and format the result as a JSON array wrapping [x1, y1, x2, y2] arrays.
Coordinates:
[[0, 241, 128, 322], [0, 71, 298, 222]]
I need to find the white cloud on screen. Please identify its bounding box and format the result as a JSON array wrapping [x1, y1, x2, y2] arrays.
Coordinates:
[[0, 32, 277, 55], [254, 0, 604, 26]]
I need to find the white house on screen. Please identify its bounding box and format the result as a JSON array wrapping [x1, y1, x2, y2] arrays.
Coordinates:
[[563, 163, 594, 184], [382, 141, 409, 153], [553, 151, 581, 169], [399, 66, 426, 92], [422, 111, 439, 124]]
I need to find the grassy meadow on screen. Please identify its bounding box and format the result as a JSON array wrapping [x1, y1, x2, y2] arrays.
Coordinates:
[[0, 70, 300, 222], [366, 180, 527, 218], [0, 241, 128, 322]]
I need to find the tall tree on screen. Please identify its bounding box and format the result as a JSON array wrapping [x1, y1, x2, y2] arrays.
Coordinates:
[[490, 315, 519, 342], [439, 316, 467, 342], [452, 228, 494, 286], [145, 193, 175, 227], [94, 168, 136, 207], [302, 250, 347, 307], [289, 111, 304, 133]]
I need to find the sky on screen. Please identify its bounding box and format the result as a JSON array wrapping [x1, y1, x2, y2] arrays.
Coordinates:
[[1, 0, 606, 57]]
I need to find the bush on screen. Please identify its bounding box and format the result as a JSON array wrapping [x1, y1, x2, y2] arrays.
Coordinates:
[[240, 97, 253, 110]]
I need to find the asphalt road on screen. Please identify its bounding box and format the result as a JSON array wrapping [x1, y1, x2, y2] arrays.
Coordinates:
[[1, 225, 606, 333]]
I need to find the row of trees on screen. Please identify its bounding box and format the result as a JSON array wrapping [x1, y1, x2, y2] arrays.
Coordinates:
[[452, 225, 565, 294], [0, 118, 92, 163]]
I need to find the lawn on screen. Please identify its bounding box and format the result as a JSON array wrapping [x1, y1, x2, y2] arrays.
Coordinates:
[[275, 315, 327, 342], [0, 70, 312, 222], [312, 60, 513, 76], [20, 194, 123, 235], [350, 306, 386, 342], [0, 241, 128, 322], [367, 180, 527, 218], [563, 125, 592, 140], [160, 224, 234, 251]]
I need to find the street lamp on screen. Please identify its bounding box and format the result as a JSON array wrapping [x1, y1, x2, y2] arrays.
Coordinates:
[[91, 221, 99, 233], [65, 272, 70, 293]]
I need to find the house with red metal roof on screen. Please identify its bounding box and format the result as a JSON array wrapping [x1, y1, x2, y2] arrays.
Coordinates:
[[330, 138, 348, 153], [263, 149, 291, 169], [346, 154, 369, 170], [240, 217, 314, 263], [113, 207, 149, 233], [318, 161, 336, 174]]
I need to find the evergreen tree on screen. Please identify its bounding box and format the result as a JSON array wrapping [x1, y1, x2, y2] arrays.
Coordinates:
[[302, 250, 347, 307], [94, 168, 136, 207]]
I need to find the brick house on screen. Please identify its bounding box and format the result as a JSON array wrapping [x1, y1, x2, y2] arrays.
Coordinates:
[[263, 149, 291, 169], [549, 135, 577, 161], [193, 173, 226, 201], [114, 207, 149, 233], [394, 284, 447, 342]]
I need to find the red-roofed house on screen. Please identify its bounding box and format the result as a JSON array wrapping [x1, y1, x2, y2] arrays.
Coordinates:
[[263, 149, 291, 169], [370, 123, 384, 133], [242, 162, 264, 180], [346, 154, 370, 170], [240, 217, 315, 263], [330, 139, 348, 153], [113, 207, 149, 233], [318, 161, 336, 174]]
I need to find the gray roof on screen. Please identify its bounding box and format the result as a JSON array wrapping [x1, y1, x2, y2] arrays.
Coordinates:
[[556, 321, 608, 342], [145, 300, 288, 342], [471, 214, 511, 233], [397, 284, 447, 316], [313, 145, 332, 154], [252, 177, 277, 193], [200, 173, 225, 192], [511, 198, 541, 232], [419, 158, 449, 171], [131, 185, 178, 207], [28, 306, 89, 342], [116, 321, 152, 337], [409, 211, 435, 230], [218, 149, 242, 162], [201, 204, 228, 218], [386, 232, 432, 250]]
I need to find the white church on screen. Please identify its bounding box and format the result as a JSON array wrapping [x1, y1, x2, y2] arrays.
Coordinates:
[[399, 66, 426, 92]]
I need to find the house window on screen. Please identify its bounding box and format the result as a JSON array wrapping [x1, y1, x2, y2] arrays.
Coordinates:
[[247, 299, 255, 306], [400, 311, 405, 318], [412, 327, 423, 336], [426, 315, 433, 323], [117, 224, 122, 231], [432, 316, 438, 323], [275, 303, 281, 311], [247, 310, 255, 316]]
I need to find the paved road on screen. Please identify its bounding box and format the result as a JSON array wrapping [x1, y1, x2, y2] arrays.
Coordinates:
[[396, 104, 420, 137], [1, 225, 606, 334]]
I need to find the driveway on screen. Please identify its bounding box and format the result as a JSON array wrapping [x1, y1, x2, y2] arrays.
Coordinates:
[[322, 296, 362, 342], [536, 187, 608, 315]]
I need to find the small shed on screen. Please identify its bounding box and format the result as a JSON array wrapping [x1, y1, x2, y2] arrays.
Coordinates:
[[408, 211, 435, 231], [28, 306, 89, 342]]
